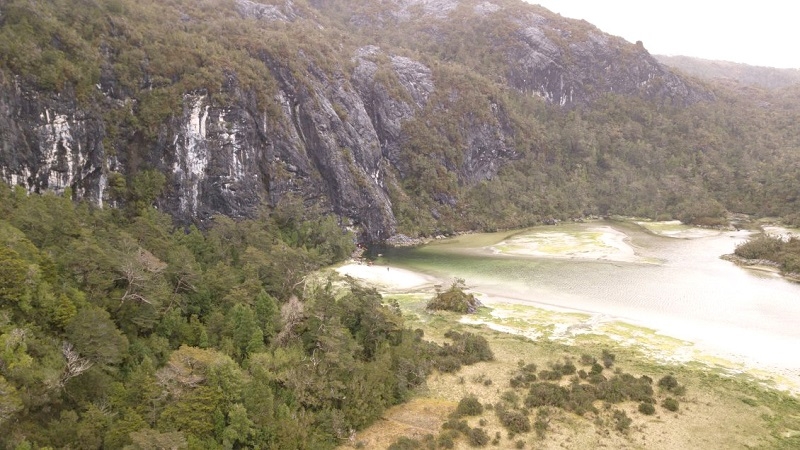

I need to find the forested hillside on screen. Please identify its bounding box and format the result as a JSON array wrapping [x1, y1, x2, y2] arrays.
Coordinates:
[[0, 180, 502, 448], [1, 0, 798, 241], [2, 0, 800, 447]]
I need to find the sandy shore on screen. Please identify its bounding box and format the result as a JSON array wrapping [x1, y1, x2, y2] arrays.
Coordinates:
[[489, 225, 642, 263], [336, 261, 800, 394], [335, 262, 438, 292]]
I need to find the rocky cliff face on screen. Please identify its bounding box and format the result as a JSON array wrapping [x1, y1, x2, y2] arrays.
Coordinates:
[[0, 80, 108, 204], [0, 0, 711, 242], [507, 13, 710, 106]]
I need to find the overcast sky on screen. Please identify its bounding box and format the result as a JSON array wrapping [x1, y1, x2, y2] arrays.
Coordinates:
[[526, 1, 800, 69]]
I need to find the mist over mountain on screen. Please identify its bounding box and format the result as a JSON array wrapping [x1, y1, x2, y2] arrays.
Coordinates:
[[656, 54, 800, 90]]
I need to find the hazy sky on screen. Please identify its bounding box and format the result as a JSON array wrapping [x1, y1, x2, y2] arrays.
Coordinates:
[[526, 1, 800, 69]]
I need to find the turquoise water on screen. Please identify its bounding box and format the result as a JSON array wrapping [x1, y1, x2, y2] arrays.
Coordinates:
[[377, 222, 800, 371]]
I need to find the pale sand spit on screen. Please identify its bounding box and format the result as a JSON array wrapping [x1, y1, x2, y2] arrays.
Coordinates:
[[335, 263, 438, 291]]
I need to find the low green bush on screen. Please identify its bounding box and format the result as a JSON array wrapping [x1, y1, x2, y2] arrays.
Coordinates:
[[538, 370, 562, 381], [437, 430, 457, 449], [662, 397, 679, 412], [601, 350, 616, 368], [467, 427, 490, 447], [455, 395, 484, 417], [434, 330, 494, 372], [525, 383, 569, 408], [388, 436, 421, 450], [495, 404, 531, 434], [638, 402, 656, 415], [613, 409, 632, 433], [534, 408, 550, 438], [427, 278, 482, 313], [734, 235, 783, 260]]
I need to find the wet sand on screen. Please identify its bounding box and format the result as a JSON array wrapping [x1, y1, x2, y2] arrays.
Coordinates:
[[335, 262, 437, 291], [489, 225, 642, 262]]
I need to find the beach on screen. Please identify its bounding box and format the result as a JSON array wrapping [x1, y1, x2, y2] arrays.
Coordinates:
[[335, 262, 438, 292]]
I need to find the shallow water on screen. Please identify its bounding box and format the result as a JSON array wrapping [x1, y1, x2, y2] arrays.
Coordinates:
[[378, 221, 800, 372]]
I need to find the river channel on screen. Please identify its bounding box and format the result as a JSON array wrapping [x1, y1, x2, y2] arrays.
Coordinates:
[[375, 220, 800, 377]]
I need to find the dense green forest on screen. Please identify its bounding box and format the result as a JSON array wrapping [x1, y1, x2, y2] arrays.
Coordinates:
[[0, 180, 499, 449], [1, 0, 800, 447]]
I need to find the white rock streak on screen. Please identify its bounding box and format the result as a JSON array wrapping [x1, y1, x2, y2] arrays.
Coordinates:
[[33, 111, 84, 194], [175, 95, 209, 213]]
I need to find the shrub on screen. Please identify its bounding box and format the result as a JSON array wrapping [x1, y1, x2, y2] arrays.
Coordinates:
[[601, 350, 616, 368], [657, 374, 685, 394], [638, 402, 655, 415], [441, 330, 494, 364], [657, 374, 678, 390], [590, 362, 604, 375], [437, 431, 457, 449], [567, 384, 599, 415], [734, 235, 783, 260], [580, 354, 597, 366], [596, 373, 653, 403], [435, 355, 463, 373], [442, 418, 471, 434], [467, 427, 490, 447], [533, 408, 550, 438], [588, 373, 606, 384], [455, 395, 484, 417], [388, 436, 421, 450], [496, 404, 531, 434], [662, 397, 679, 412], [515, 439, 526, 448], [559, 362, 577, 375], [510, 365, 537, 388], [525, 383, 569, 408], [538, 370, 562, 381], [613, 409, 632, 433], [501, 390, 520, 407], [427, 278, 482, 313]]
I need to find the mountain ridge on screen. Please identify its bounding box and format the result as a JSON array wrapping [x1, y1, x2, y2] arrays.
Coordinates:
[[655, 54, 800, 89], [0, 0, 798, 241]]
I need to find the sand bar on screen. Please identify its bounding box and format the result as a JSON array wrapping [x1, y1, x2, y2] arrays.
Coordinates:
[[489, 225, 641, 262], [335, 262, 438, 292]]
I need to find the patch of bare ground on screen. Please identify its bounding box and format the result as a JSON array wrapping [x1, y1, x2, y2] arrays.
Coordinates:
[[346, 398, 454, 449]]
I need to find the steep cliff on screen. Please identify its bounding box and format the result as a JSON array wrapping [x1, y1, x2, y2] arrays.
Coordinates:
[[0, 0, 719, 241]]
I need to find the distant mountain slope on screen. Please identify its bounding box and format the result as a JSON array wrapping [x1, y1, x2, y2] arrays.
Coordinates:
[[656, 55, 800, 89]]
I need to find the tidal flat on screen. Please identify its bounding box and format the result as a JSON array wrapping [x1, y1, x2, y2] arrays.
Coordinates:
[[334, 220, 800, 449]]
